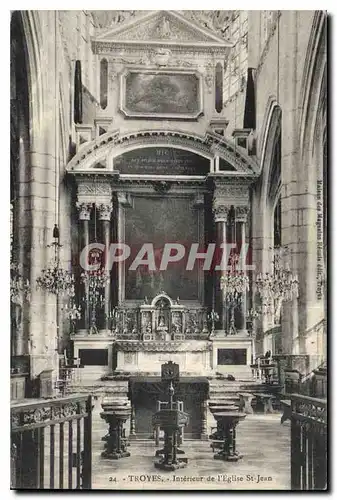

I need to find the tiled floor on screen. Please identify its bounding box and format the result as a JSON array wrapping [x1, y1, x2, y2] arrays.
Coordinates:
[[92, 413, 291, 491]]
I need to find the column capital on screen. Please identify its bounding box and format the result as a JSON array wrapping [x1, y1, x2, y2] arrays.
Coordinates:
[[235, 205, 250, 223], [212, 203, 230, 223], [97, 203, 113, 221], [76, 202, 92, 221]]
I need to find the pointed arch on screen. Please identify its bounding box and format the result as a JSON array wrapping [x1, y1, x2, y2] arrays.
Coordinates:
[[258, 99, 282, 207], [17, 11, 44, 142], [299, 11, 327, 159]]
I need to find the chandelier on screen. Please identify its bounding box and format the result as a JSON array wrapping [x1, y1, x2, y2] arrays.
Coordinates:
[[36, 226, 75, 298], [220, 253, 250, 335], [36, 263, 76, 297], [255, 246, 299, 319]]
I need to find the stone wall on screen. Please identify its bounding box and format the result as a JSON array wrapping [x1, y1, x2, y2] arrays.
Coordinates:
[[224, 11, 327, 359]]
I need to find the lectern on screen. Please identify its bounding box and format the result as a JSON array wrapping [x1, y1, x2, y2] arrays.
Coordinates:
[[152, 362, 189, 471]]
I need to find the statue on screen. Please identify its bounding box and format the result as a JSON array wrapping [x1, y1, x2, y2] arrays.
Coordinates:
[[158, 314, 166, 328], [157, 17, 171, 39], [172, 313, 182, 334]]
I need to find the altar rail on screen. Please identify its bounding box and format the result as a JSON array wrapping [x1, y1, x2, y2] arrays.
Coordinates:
[[11, 395, 92, 490], [289, 394, 327, 490]]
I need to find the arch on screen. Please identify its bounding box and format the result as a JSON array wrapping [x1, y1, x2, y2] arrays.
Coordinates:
[[258, 96, 278, 167], [299, 11, 327, 159], [111, 142, 212, 162], [151, 292, 174, 308], [17, 11, 44, 143], [258, 99, 282, 206], [66, 129, 259, 175], [11, 13, 31, 241]]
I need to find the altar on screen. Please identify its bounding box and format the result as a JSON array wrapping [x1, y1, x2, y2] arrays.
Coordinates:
[[66, 8, 258, 387]]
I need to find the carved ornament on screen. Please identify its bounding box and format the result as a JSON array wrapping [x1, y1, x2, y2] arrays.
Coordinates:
[[115, 341, 212, 352], [11, 399, 88, 430], [92, 10, 232, 42], [76, 202, 92, 221], [213, 182, 251, 206], [97, 203, 113, 221], [77, 183, 112, 197], [235, 206, 250, 223], [212, 203, 230, 223]]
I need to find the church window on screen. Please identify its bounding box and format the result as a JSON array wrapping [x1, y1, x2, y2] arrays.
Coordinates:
[[215, 62, 223, 113], [100, 58, 108, 109], [274, 197, 282, 248]]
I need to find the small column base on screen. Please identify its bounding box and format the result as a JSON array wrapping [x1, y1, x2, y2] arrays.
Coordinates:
[[101, 450, 131, 460], [154, 457, 188, 471], [214, 451, 243, 462]]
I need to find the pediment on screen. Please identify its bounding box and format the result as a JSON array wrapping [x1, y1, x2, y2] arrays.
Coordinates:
[[94, 10, 231, 47]]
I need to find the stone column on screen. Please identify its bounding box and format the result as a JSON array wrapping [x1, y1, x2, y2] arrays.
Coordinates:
[[212, 204, 230, 331], [200, 399, 208, 440], [129, 403, 136, 440], [76, 203, 92, 331], [235, 206, 250, 332], [97, 203, 113, 331]]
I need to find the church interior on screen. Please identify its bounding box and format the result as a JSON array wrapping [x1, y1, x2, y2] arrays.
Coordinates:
[[10, 10, 327, 490]]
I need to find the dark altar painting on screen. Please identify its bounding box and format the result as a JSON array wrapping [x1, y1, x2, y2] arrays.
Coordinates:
[[121, 70, 202, 118], [114, 147, 210, 175], [124, 197, 201, 301]]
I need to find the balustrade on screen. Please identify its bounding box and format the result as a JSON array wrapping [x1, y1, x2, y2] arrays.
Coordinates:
[[289, 394, 327, 490], [11, 395, 92, 490]]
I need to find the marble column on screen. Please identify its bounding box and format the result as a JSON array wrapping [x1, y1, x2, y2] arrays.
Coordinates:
[[76, 202, 92, 331], [212, 205, 230, 331], [235, 206, 249, 332], [97, 203, 113, 331]]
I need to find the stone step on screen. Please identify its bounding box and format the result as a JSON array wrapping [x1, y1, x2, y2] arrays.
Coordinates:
[[209, 396, 240, 402]]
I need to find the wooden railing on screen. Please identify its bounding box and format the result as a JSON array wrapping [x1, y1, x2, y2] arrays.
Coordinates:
[[11, 394, 92, 490], [289, 394, 327, 490]]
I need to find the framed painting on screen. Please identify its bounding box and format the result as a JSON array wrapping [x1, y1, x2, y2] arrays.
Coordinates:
[[119, 68, 203, 120]]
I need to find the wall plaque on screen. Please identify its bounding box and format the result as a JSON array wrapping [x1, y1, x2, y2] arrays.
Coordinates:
[[114, 147, 210, 175], [217, 348, 247, 366], [79, 349, 108, 366], [120, 69, 203, 120]]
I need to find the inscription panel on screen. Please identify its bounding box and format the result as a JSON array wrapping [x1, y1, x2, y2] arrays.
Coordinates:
[[114, 147, 210, 175]]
